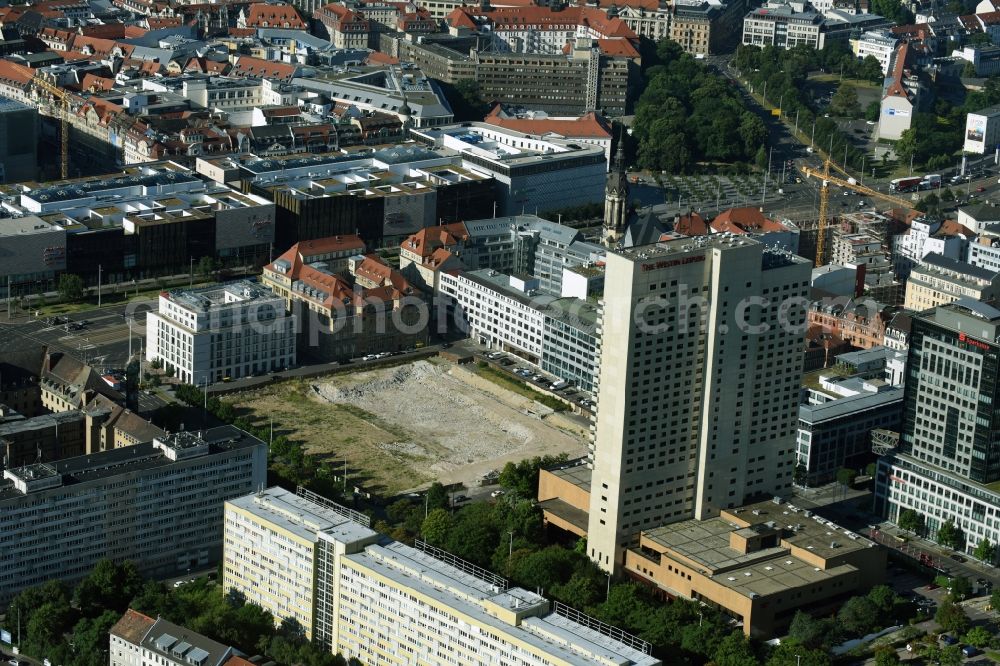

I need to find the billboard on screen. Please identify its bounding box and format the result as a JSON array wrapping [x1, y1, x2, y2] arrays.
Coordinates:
[[965, 114, 988, 154]]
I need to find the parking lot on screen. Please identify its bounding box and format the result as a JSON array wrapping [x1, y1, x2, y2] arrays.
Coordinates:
[[480, 349, 593, 413]]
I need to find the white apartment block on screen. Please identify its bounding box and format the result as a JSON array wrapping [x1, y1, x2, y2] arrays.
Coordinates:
[[851, 30, 898, 75], [0, 425, 267, 604], [587, 236, 812, 572], [146, 280, 296, 385], [439, 269, 601, 391], [224, 487, 661, 666], [223, 487, 378, 641]]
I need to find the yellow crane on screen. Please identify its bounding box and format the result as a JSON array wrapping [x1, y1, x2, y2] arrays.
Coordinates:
[[800, 159, 915, 267], [31, 76, 69, 179]]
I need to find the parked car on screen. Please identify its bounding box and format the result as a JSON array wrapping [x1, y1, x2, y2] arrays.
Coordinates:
[[490, 490, 505, 498], [962, 645, 979, 657], [941, 635, 959, 646], [362, 354, 377, 361], [950, 553, 967, 563]]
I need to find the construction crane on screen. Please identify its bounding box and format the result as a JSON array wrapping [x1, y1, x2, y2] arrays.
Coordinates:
[[800, 159, 915, 267], [31, 76, 69, 179]]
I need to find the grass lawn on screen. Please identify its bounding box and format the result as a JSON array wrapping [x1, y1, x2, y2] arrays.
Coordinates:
[[29, 281, 217, 318], [224, 380, 433, 494], [810, 73, 881, 89], [473, 365, 568, 412]]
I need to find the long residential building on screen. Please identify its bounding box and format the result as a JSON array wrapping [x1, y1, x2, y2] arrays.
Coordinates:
[[903, 252, 1000, 311], [223, 486, 662, 666], [145, 281, 296, 385], [439, 269, 600, 391], [587, 236, 812, 572], [0, 425, 268, 604], [877, 299, 1000, 557]]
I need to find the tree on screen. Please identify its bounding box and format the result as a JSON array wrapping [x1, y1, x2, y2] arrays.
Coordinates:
[[765, 640, 833, 666], [940, 187, 956, 202], [197, 256, 217, 277], [755, 145, 768, 169], [836, 467, 857, 488], [935, 599, 971, 635], [874, 644, 901, 666], [73, 559, 144, 617], [865, 462, 877, 477], [58, 273, 85, 302], [867, 585, 899, 615], [898, 509, 925, 535], [991, 587, 1000, 612], [869, 0, 914, 23], [859, 55, 884, 83], [787, 611, 835, 650], [948, 576, 972, 601], [420, 508, 453, 546], [25, 601, 73, 655], [793, 464, 808, 486], [713, 631, 759, 666], [838, 596, 879, 636], [940, 644, 963, 666], [974, 537, 996, 564], [963, 61, 978, 78], [425, 482, 449, 512], [936, 519, 965, 551], [830, 83, 860, 118], [964, 625, 992, 648]]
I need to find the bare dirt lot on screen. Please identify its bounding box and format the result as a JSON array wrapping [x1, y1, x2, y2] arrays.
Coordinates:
[[225, 359, 587, 494]]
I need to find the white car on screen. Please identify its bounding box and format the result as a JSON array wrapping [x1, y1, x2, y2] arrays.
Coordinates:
[[362, 354, 377, 361], [173, 580, 189, 588], [490, 490, 505, 498]]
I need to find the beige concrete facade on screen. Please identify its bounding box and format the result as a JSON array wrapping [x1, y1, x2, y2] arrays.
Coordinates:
[[586, 237, 811, 572], [623, 501, 886, 637]]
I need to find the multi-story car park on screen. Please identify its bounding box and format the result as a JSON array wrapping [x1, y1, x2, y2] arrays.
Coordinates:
[[0, 425, 267, 604]]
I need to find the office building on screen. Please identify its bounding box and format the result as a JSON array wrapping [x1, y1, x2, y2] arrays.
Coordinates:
[[400, 215, 605, 295], [439, 269, 600, 391], [850, 30, 898, 75], [145, 281, 296, 385], [262, 241, 427, 362], [797, 374, 903, 486], [223, 486, 661, 666], [0, 97, 36, 182], [903, 253, 1000, 311], [0, 409, 87, 468], [893, 217, 970, 280], [110, 610, 245, 666], [410, 124, 607, 216], [879, 43, 924, 142], [587, 236, 811, 571], [200, 150, 494, 250], [876, 299, 1000, 554], [0, 215, 66, 300], [0, 425, 268, 604]]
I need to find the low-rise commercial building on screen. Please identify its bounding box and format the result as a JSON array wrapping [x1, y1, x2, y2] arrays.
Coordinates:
[[623, 500, 886, 638], [222, 486, 661, 666], [797, 376, 903, 485], [0, 409, 87, 468], [851, 30, 898, 75], [145, 281, 296, 385], [0, 425, 268, 604], [903, 253, 1000, 310]]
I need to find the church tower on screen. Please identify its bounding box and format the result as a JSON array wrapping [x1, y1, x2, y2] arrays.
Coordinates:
[[603, 131, 628, 247]]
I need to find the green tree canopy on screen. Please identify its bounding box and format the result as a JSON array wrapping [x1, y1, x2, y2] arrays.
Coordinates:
[[935, 599, 971, 635], [57, 273, 85, 302], [838, 596, 879, 636], [898, 509, 924, 535], [421, 508, 453, 546], [830, 83, 860, 117], [974, 537, 995, 564], [936, 519, 965, 550]]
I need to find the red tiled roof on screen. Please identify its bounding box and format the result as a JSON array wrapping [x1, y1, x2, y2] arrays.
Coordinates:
[[674, 211, 708, 236], [884, 42, 912, 99], [447, 5, 636, 40], [81, 73, 114, 91], [710, 207, 792, 234], [109, 609, 155, 645], [0, 60, 34, 86], [243, 2, 306, 28], [296, 234, 366, 258], [484, 104, 611, 139], [230, 55, 296, 80], [365, 51, 398, 65], [401, 222, 469, 259]]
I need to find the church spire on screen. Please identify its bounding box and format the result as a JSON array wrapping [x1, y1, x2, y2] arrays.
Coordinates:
[[603, 125, 629, 247]]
